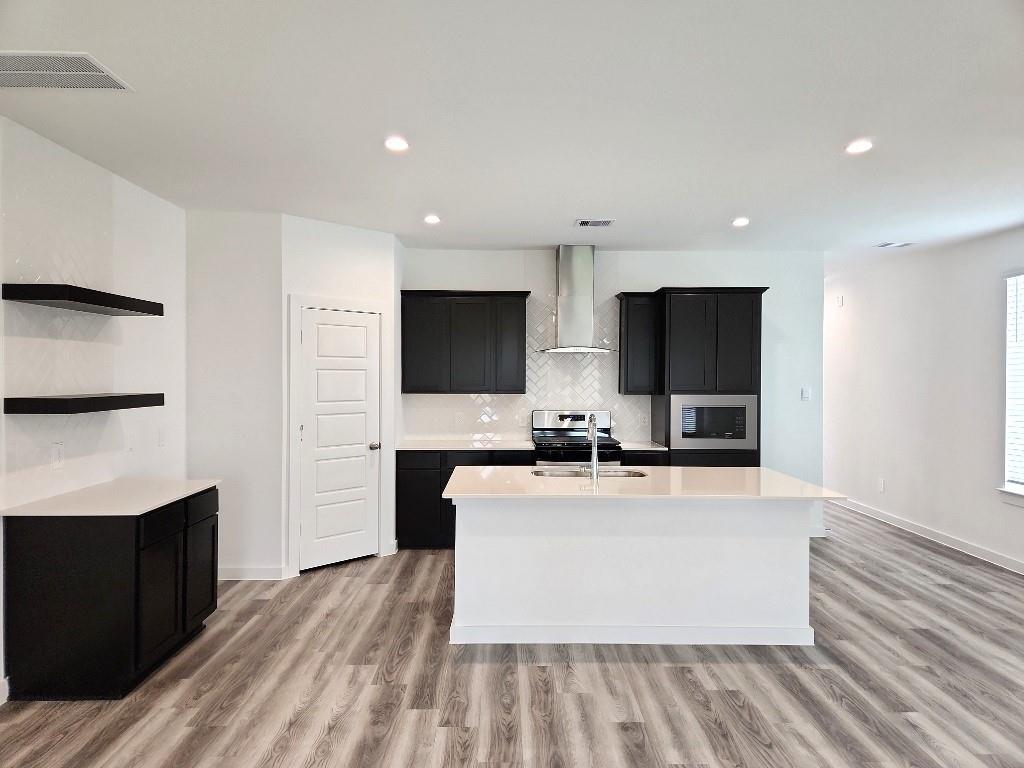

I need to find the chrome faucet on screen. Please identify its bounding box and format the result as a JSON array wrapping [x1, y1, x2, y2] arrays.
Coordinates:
[[587, 413, 599, 483]]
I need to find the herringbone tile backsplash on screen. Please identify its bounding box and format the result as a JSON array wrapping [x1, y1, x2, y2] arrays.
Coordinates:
[[401, 293, 652, 442]]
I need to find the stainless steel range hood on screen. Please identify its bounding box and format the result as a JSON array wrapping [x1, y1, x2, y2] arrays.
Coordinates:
[[541, 245, 613, 353]]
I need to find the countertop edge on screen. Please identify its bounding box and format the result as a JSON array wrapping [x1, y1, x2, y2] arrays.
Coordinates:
[[443, 493, 847, 502], [1, 477, 220, 517]]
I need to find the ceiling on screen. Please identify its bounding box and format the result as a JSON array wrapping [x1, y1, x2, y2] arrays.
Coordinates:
[[2, 0, 1023, 251]]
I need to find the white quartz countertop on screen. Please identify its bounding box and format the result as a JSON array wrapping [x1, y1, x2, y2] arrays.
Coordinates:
[[1, 477, 219, 517], [443, 466, 843, 501], [397, 438, 667, 451], [398, 439, 536, 451]]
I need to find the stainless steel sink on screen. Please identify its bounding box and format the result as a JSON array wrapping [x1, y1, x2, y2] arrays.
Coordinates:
[[597, 469, 648, 478], [531, 468, 648, 478]]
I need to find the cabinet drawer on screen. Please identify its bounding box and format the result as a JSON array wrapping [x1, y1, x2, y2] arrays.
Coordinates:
[[186, 488, 219, 526], [491, 450, 535, 466], [669, 450, 759, 467], [397, 451, 441, 469], [622, 451, 669, 466], [445, 451, 493, 469], [139, 501, 186, 548]]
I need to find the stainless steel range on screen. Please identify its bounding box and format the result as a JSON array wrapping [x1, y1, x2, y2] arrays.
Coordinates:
[[531, 409, 622, 465]]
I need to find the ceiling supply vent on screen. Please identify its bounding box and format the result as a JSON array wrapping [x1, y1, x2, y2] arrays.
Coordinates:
[[0, 52, 131, 90], [575, 219, 615, 228], [875, 241, 914, 249]]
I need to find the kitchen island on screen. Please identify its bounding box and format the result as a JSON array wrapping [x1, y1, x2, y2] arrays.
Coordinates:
[[443, 465, 842, 646]]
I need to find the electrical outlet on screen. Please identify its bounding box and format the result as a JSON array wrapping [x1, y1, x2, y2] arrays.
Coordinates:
[[51, 442, 64, 471], [878, 477, 885, 493], [836, 295, 844, 307], [639, 413, 650, 427], [800, 386, 812, 401], [157, 428, 166, 448]]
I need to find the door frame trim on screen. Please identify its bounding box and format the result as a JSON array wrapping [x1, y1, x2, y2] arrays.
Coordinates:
[[286, 293, 396, 578]]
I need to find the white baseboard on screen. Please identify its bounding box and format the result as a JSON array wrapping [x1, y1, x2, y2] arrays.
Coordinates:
[[809, 525, 828, 538], [218, 566, 288, 580], [450, 624, 814, 646], [379, 540, 398, 557], [0, 676, 9, 704], [835, 498, 1024, 576]]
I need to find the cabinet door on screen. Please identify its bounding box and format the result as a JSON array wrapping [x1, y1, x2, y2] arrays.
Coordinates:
[[619, 295, 658, 394], [493, 297, 527, 393], [716, 293, 760, 392], [137, 532, 184, 671], [184, 515, 218, 633], [668, 293, 717, 392], [450, 298, 494, 393], [401, 296, 451, 393], [396, 469, 442, 548]]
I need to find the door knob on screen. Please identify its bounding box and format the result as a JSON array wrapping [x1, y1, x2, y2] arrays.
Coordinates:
[[368, 442, 381, 450]]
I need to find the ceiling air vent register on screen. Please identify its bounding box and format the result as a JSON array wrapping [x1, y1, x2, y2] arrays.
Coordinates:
[[0, 52, 131, 90], [575, 219, 615, 228]]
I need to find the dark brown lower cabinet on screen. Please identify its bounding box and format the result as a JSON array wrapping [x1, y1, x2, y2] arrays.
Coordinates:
[[185, 513, 219, 633], [397, 450, 534, 548], [3, 487, 219, 700], [669, 450, 759, 467], [138, 529, 185, 671], [621, 451, 670, 466]]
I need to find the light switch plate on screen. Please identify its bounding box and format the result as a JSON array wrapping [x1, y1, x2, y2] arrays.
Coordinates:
[[51, 442, 64, 471]]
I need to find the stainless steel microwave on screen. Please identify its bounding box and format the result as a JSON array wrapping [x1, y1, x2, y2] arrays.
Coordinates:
[[669, 394, 758, 450]]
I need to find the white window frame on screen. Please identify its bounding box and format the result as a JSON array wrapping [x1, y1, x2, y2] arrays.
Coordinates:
[[1001, 273, 1024, 500]]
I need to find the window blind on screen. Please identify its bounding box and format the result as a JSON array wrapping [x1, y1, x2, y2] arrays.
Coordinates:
[[1006, 275, 1024, 485]]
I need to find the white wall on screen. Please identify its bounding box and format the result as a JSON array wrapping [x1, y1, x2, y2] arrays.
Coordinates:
[[281, 215, 399, 558], [186, 212, 284, 578], [0, 118, 186, 696], [401, 248, 824, 483], [825, 227, 1024, 570], [187, 213, 400, 577]]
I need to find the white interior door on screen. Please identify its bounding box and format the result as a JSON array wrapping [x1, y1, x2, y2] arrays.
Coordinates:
[[300, 308, 381, 569]]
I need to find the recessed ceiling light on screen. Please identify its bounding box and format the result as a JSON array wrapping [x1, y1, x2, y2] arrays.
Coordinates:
[[423, 214, 441, 225], [732, 217, 750, 228], [384, 135, 409, 153], [845, 138, 873, 155]]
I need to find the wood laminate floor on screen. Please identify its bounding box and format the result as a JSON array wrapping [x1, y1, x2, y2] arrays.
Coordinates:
[[2, 503, 1024, 767]]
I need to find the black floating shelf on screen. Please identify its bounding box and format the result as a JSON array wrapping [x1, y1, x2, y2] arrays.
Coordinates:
[[2, 283, 163, 316], [4, 393, 165, 415]]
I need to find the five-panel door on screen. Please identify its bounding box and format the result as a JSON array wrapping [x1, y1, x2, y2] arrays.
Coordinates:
[[300, 308, 382, 570]]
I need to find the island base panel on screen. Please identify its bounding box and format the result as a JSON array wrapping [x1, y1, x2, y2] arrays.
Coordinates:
[[450, 497, 814, 646]]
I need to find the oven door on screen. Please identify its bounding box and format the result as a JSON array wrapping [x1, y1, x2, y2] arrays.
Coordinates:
[[669, 394, 758, 450]]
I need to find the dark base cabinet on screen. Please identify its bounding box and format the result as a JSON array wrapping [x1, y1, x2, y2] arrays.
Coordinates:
[[397, 450, 533, 548], [4, 488, 218, 700], [621, 451, 670, 466], [669, 450, 759, 467]]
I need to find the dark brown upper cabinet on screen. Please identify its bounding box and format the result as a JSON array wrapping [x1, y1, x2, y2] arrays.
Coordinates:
[[668, 293, 718, 392], [450, 297, 494, 393], [401, 291, 529, 394], [617, 293, 660, 395], [715, 292, 761, 392], [401, 295, 451, 393], [617, 287, 766, 396]]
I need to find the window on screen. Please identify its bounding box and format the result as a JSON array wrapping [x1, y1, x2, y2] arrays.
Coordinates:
[[1006, 275, 1024, 488]]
